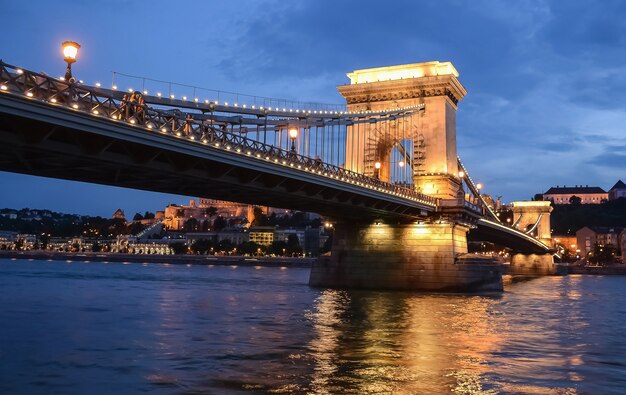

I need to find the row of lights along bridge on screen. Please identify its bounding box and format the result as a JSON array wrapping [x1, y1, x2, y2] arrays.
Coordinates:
[[60, 41, 486, 191], [6, 42, 486, 197], [0, 41, 446, 206]]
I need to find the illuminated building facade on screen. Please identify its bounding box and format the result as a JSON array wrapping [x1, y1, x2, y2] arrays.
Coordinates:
[[609, 180, 626, 201], [543, 185, 608, 204], [576, 226, 624, 256]]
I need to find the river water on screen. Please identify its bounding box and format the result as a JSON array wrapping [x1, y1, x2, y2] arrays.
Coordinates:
[[1, 258, 625, 394]]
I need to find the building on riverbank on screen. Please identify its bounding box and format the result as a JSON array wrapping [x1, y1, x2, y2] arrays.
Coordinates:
[[576, 226, 624, 256]]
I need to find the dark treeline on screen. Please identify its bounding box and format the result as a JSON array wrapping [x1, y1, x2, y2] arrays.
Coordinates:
[[550, 199, 626, 235], [0, 208, 148, 238]]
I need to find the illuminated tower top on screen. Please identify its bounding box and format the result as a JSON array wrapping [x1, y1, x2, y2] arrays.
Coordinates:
[[346, 61, 459, 85]]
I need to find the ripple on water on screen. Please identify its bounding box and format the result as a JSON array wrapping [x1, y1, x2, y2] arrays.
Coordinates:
[[1, 260, 626, 394]]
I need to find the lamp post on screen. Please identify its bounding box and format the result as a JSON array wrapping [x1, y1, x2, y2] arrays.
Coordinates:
[[288, 127, 298, 153], [458, 171, 465, 178], [476, 183, 483, 192], [374, 161, 381, 179], [62, 41, 80, 82]]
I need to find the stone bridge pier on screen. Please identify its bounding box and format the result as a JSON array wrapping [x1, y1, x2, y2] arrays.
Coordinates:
[[309, 220, 503, 292], [508, 201, 556, 276]]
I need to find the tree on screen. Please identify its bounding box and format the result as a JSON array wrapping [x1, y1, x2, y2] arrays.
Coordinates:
[[286, 234, 303, 255], [217, 238, 234, 253], [532, 193, 544, 201], [320, 234, 332, 254], [133, 212, 144, 221], [204, 206, 218, 217], [170, 242, 187, 255], [191, 238, 214, 254], [569, 195, 582, 206], [588, 243, 617, 265], [127, 222, 146, 235], [40, 233, 50, 249], [143, 211, 155, 219], [238, 241, 260, 255], [213, 216, 227, 231], [14, 239, 24, 251], [251, 207, 268, 226], [269, 240, 288, 256], [184, 218, 200, 232]]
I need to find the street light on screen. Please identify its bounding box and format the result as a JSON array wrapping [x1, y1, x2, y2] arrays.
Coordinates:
[[61, 41, 80, 82], [398, 160, 405, 167], [458, 171, 465, 178], [476, 183, 483, 191], [288, 127, 298, 152], [374, 161, 381, 179]]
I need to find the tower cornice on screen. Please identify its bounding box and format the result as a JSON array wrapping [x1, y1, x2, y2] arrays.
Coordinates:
[[337, 74, 467, 107]]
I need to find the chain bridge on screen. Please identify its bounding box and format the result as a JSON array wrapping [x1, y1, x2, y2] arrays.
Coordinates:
[[0, 60, 554, 291]]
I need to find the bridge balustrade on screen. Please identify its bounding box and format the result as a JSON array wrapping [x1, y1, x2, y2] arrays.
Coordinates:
[[0, 61, 438, 207]]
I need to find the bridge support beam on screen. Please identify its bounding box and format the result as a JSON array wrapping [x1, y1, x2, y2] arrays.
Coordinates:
[[508, 253, 556, 276], [309, 221, 503, 292]]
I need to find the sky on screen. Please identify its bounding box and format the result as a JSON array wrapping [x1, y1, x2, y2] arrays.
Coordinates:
[[1, 0, 625, 217]]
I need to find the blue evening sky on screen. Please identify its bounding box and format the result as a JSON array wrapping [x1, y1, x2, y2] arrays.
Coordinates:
[[1, 0, 625, 217]]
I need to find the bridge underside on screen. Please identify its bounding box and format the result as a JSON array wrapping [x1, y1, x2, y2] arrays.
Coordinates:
[[469, 219, 551, 254], [0, 96, 432, 221]]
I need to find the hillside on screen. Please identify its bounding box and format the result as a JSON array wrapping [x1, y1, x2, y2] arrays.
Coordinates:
[[550, 199, 626, 235]]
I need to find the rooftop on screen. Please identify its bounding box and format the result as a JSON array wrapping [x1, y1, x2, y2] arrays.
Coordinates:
[[544, 185, 607, 195], [610, 180, 626, 191], [578, 226, 625, 234]]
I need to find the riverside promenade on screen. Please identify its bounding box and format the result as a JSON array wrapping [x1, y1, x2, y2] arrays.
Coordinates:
[[0, 250, 314, 268]]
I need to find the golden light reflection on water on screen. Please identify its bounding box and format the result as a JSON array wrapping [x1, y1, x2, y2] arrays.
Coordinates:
[[305, 278, 589, 395], [306, 291, 505, 394], [306, 290, 349, 395]]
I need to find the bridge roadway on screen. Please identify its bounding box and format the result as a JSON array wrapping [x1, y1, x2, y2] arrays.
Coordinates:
[[0, 63, 550, 254]]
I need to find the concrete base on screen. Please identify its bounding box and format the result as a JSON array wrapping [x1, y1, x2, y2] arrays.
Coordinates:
[[309, 221, 503, 292], [508, 253, 556, 276]]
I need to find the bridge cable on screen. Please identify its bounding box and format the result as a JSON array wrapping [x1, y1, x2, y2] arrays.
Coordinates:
[[457, 157, 501, 223], [524, 213, 543, 235]]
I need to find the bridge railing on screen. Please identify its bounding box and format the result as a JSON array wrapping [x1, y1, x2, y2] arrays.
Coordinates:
[[0, 61, 438, 208]]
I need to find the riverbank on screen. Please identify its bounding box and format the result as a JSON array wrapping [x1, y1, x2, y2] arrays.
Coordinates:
[[0, 250, 315, 268], [564, 265, 626, 275]]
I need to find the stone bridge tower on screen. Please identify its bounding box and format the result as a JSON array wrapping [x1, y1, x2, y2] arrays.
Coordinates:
[[309, 62, 503, 292], [337, 61, 467, 199], [507, 201, 556, 275], [510, 201, 553, 246]]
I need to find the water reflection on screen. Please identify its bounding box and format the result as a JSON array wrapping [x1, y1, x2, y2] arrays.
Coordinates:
[[2, 260, 626, 394], [305, 281, 601, 395], [306, 291, 503, 394]]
